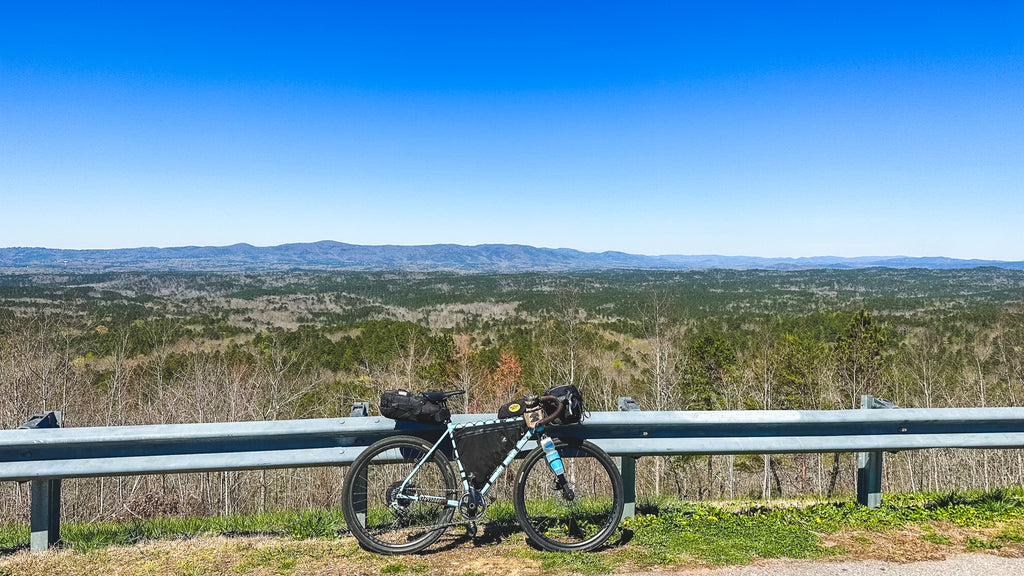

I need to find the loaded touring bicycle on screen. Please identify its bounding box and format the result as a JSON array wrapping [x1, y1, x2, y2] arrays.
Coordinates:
[[341, 388, 624, 554]]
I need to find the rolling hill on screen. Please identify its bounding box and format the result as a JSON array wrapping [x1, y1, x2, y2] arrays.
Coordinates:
[[1, 241, 1021, 272]]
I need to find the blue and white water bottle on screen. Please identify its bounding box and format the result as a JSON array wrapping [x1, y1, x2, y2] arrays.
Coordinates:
[[540, 435, 565, 476]]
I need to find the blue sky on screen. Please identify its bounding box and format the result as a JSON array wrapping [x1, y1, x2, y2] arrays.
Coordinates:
[[1, 2, 1022, 259]]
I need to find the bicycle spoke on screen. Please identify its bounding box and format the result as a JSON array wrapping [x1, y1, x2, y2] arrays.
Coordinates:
[[513, 439, 623, 552], [343, 436, 458, 554]]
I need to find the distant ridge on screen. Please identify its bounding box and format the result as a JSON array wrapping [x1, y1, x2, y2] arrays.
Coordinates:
[[1, 241, 1022, 272]]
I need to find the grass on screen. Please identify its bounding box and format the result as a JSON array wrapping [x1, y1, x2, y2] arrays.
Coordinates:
[[0, 508, 349, 552], [620, 507, 843, 565], [1, 488, 1023, 575]]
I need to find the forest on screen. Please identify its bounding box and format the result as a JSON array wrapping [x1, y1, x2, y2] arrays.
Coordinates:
[[2, 268, 1024, 523]]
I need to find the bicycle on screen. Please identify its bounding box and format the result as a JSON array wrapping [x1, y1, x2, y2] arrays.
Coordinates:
[[341, 390, 624, 554]]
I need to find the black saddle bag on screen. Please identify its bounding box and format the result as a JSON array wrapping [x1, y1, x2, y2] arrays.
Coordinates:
[[380, 389, 450, 424]]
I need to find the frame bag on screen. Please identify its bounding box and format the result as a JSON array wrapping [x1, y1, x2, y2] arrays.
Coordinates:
[[379, 389, 450, 424], [453, 420, 526, 489]]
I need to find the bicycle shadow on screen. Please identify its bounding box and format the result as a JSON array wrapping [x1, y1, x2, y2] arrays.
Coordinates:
[[425, 520, 634, 554], [521, 527, 634, 552], [0, 544, 28, 557]]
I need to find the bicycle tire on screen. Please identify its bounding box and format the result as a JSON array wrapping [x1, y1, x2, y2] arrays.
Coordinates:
[[513, 438, 623, 552], [342, 435, 458, 554]]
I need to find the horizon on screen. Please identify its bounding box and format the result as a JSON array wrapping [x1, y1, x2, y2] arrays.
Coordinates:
[[2, 3, 1023, 260], [0, 239, 1018, 264]]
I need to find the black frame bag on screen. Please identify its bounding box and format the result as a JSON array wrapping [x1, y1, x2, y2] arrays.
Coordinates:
[[543, 384, 586, 425], [452, 420, 526, 489], [380, 389, 450, 424]]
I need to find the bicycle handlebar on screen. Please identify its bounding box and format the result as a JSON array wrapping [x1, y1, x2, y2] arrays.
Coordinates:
[[535, 395, 563, 427]]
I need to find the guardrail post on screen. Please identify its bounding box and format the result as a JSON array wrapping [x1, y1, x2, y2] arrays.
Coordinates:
[[19, 412, 63, 551], [857, 395, 892, 508], [347, 401, 370, 524], [617, 397, 640, 519]]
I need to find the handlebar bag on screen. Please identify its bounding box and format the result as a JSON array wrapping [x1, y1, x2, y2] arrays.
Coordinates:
[[543, 384, 586, 425], [497, 396, 544, 419]]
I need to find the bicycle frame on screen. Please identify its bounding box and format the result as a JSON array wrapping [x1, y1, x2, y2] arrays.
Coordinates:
[[395, 417, 548, 509]]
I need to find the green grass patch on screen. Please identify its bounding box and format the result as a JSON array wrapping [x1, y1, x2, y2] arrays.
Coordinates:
[[541, 551, 614, 574], [234, 544, 304, 574], [623, 511, 841, 565], [965, 536, 1002, 551], [920, 525, 952, 546], [33, 508, 351, 552], [0, 524, 28, 550], [615, 487, 1024, 565], [995, 521, 1024, 544]]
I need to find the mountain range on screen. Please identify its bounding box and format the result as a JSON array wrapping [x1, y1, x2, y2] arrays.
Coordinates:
[[1, 241, 1022, 272]]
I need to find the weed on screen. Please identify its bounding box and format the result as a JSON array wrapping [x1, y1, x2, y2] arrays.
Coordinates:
[[235, 544, 306, 575], [920, 532, 952, 545], [851, 534, 874, 546], [965, 536, 1002, 551]]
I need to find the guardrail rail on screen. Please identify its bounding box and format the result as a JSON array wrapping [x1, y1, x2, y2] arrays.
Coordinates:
[[4, 395, 1024, 551]]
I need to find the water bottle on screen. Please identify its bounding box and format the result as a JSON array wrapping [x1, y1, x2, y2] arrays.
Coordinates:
[[540, 435, 564, 476]]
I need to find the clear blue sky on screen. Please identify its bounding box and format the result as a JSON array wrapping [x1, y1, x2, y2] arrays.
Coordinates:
[[2, 2, 1022, 259]]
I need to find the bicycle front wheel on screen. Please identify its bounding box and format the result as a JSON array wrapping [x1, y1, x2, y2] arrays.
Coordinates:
[[342, 435, 458, 554], [513, 438, 623, 552]]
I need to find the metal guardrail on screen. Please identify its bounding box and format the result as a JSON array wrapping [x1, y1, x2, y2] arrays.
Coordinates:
[[4, 395, 1024, 551]]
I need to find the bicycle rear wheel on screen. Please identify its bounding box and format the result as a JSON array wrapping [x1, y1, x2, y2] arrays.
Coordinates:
[[513, 438, 623, 552], [342, 435, 458, 554]]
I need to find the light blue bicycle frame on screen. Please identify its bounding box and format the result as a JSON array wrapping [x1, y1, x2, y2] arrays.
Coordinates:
[[395, 416, 549, 508]]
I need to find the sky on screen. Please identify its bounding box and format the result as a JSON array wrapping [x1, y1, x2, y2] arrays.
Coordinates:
[[1, 2, 1023, 259]]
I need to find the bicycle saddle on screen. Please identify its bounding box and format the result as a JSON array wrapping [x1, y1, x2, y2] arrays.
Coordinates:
[[422, 390, 465, 403]]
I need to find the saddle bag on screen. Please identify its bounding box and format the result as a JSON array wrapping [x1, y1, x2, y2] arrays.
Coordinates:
[[379, 389, 450, 424]]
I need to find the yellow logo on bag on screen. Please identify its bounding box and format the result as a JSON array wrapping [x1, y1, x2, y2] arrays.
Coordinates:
[[508, 403, 521, 413]]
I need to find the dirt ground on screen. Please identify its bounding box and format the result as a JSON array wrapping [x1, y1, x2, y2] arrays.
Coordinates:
[[1, 525, 1023, 576]]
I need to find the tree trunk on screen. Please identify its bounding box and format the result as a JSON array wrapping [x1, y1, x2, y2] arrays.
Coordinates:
[[826, 452, 841, 497]]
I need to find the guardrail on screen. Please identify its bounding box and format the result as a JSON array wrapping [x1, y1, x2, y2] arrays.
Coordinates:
[[4, 395, 1024, 551]]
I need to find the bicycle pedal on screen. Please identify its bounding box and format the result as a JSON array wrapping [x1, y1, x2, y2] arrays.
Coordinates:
[[466, 522, 478, 538]]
